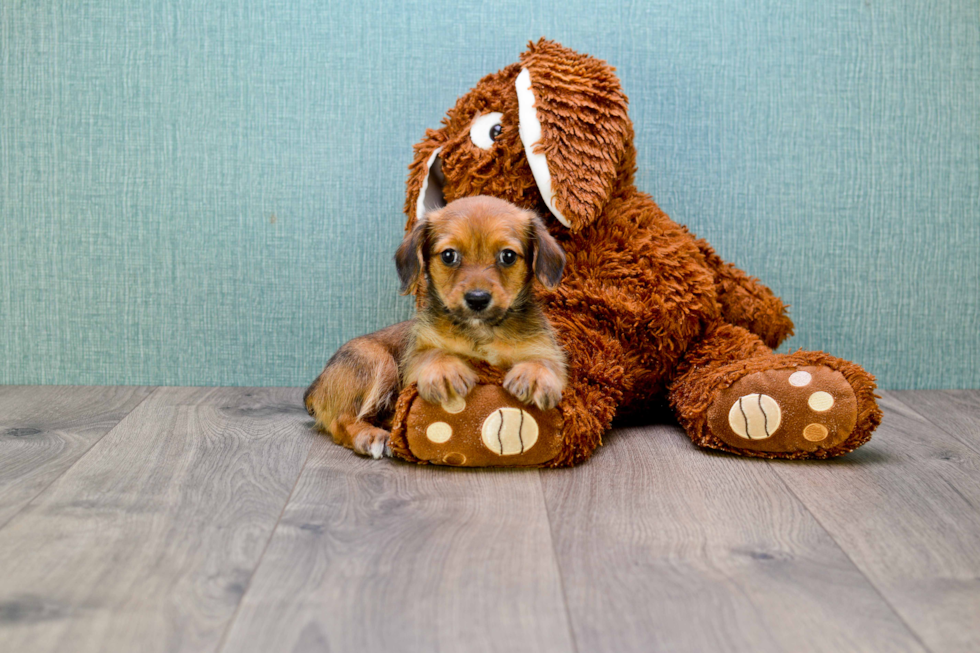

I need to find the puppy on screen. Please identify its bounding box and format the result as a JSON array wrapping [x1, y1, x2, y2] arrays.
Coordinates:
[[304, 196, 567, 458]]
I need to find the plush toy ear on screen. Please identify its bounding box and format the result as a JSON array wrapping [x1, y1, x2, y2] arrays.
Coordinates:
[[529, 215, 566, 289], [394, 219, 430, 295], [405, 132, 447, 230], [517, 39, 634, 232]]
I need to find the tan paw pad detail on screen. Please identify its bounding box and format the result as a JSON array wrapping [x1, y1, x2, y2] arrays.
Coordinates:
[[442, 396, 466, 414], [443, 452, 467, 465], [803, 423, 829, 442], [426, 422, 453, 443], [481, 408, 538, 455], [727, 394, 782, 440], [788, 371, 812, 387], [808, 391, 834, 412]]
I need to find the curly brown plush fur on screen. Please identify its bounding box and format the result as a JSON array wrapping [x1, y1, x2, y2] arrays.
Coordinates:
[[377, 39, 880, 466]]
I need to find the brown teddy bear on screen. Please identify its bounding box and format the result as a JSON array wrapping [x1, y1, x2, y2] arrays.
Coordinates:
[[339, 39, 882, 467]]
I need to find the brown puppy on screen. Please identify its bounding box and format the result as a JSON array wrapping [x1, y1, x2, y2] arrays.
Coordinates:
[[304, 195, 567, 458]]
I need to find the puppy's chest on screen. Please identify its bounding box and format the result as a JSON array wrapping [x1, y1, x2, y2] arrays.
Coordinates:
[[439, 333, 519, 368]]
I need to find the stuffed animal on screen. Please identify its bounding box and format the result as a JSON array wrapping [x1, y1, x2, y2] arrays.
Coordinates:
[[383, 39, 882, 467]]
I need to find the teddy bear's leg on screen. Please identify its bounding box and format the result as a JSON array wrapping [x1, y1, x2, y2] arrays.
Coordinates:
[[545, 374, 620, 467], [669, 324, 881, 459], [694, 238, 796, 349]]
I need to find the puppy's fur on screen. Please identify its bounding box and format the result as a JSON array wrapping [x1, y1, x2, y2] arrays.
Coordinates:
[[304, 196, 567, 458]]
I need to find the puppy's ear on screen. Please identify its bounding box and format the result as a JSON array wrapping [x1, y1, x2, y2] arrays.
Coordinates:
[[529, 215, 565, 289], [395, 219, 429, 295]]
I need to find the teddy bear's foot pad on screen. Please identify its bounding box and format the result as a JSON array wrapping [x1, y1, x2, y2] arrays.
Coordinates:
[[405, 385, 562, 467], [707, 366, 857, 454]]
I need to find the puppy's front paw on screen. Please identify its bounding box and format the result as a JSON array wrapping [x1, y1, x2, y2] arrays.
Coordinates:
[[352, 427, 391, 459], [504, 362, 564, 411], [417, 358, 478, 406]]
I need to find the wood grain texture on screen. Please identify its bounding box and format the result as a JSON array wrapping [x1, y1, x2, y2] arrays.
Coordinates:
[[540, 424, 927, 653], [3, 386, 979, 652], [769, 391, 980, 653], [888, 390, 980, 455], [0, 385, 153, 529], [219, 437, 575, 653], [0, 387, 315, 653]]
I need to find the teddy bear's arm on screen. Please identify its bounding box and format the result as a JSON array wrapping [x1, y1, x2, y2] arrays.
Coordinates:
[[693, 238, 795, 349]]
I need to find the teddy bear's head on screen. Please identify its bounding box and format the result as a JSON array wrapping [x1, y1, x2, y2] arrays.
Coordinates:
[[405, 39, 636, 234]]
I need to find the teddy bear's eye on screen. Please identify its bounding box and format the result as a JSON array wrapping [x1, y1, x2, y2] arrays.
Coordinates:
[[470, 112, 504, 150]]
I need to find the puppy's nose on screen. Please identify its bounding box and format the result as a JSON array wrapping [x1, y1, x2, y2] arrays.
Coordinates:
[[464, 290, 492, 312]]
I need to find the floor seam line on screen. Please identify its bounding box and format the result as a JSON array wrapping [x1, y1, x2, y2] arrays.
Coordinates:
[[886, 390, 980, 458], [538, 469, 582, 653], [213, 432, 316, 653], [764, 459, 934, 653], [0, 385, 160, 533]]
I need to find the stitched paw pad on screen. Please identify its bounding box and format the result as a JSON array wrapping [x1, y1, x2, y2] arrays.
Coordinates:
[[403, 385, 562, 467], [708, 366, 858, 454]]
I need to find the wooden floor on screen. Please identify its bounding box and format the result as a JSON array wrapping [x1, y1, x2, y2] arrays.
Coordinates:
[[0, 387, 978, 652]]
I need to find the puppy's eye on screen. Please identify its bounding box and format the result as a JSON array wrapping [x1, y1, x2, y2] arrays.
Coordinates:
[[497, 249, 518, 267], [470, 112, 504, 150], [440, 249, 459, 266]]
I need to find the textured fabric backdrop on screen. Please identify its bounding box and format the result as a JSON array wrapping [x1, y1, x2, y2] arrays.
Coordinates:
[[1, 1, 977, 389]]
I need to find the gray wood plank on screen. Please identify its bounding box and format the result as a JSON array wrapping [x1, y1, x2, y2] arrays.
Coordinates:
[[0, 385, 153, 529], [769, 391, 980, 653], [219, 437, 575, 653], [540, 423, 927, 653], [0, 387, 315, 653], [889, 390, 980, 455]]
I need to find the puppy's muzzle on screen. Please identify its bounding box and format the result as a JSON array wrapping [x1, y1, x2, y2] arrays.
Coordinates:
[[464, 290, 492, 312]]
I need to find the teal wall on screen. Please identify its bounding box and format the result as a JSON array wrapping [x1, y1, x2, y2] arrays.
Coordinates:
[[1, 1, 978, 389]]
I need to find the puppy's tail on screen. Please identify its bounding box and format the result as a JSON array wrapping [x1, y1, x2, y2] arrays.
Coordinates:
[[302, 379, 320, 417]]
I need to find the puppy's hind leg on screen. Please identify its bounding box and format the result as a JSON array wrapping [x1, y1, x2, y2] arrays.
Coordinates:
[[304, 331, 404, 459], [332, 416, 392, 459]]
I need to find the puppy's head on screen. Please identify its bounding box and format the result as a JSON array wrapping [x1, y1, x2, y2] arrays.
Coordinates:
[[395, 196, 565, 325]]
